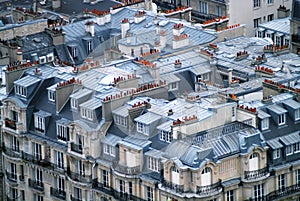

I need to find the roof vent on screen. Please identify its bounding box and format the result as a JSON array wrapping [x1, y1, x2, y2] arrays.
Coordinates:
[[167, 109, 173, 116]]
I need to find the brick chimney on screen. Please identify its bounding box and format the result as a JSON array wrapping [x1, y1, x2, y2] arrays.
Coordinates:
[[16, 47, 23, 62], [85, 21, 95, 37], [121, 18, 130, 38]]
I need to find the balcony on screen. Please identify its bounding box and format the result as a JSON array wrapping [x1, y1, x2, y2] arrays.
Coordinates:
[[67, 168, 92, 183], [6, 196, 18, 201], [70, 195, 82, 201], [92, 179, 147, 201], [196, 180, 223, 196], [6, 171, 17, 182], [3, 145, 21, 158], [4, 118, 16, 130], [244, 167, 269, 182], [70, 142, 83, 154], [28, 178, 44, 191], [50, 187, 66, 200], [22, 152, 51, 167], [244, 184, 300, 201], [162, 180, 184, 193], [112, 162, 140, 175]]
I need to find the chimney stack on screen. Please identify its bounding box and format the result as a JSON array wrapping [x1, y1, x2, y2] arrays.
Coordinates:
[[228, 68, 233, 86], [85, 21, 95, 37], [121, 18, 130, 38]]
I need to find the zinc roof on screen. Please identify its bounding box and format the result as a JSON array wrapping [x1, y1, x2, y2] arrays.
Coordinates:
[[267, 104, 287, 114], [70, 88, 93, 100], [79, 98, 102, 110], [102, 134, 122, 146], [259, 17, 290, 34], [282, 99, 300, 110], [134, 112, 161, 125], [257, 110, 271, 119], [156, 121, 172, 132], [160, 74, 180, 83], [14, 75, 41, 87], [280, 132, 300, 145], [112, 105, 129, 117], [267, 139, 283, 149]]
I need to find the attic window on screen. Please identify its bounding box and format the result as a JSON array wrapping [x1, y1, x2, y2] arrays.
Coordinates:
[[81, 108, 93, 120], [136, 122, 149, 135], [15, 85, 26, 97], [34, 115, 45, 133], [48, 90, 55, 102], [87, 41, 92, 53], [72, 47, 78, 58], [295, 109, 300, 121], [261, 118, 269, 130], [160, 130, 173, 143], [148, 157, 160, 172], [278, 113, 285, 126], [71, 98, 78, 110]]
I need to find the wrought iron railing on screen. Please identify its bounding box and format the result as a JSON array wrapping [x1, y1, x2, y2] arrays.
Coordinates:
[[244, 167, 269, 180], [196, 180, 222, 195], [3, 146, 21, 158], [50, 187, 66, 200], [28, 178, 44, 191], [112, 162, 140, 175], [67, 168, 92, 183], [161, 180, 184, 193], [6, 171, 17, 182], [4, 118, 16, 130]]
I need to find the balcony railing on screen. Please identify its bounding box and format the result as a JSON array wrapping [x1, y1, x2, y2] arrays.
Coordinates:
[[50, 187, 66, 200], [70, 142, 83, 154], [196, 180, 223, 196], [6, 171, 17, 182], [6, 196, 18, 201], [19, 175, 24, 182], [112, 162, 140, 175], [67, 168, 92, 183], [22, 152, 51, 167], [162, 180, 184, 193], [4, 118, 16, 130], [244, 184, 300, 201], [70, 195, 82, 201], [92, 179, 147, 201], [3, 146, 21, 158], [244, 167, 269, 180], [28, 178, 44, 191]]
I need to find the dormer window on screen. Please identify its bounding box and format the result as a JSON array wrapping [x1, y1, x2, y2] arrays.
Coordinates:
[[135, 112, 161, 136], [47, 85, 56, 102], [71, 98, 78, 110], [261, 118, 269, 130], [15, 85, 26, 97], [56, 119, 69, 142], [81, 108, 93, 120], [295, 109, 300, 121], [148, 157, 160, 172], [286, 145, 293, 156], [294, 142, 300, 153], [136, 122, 149, 135], [34, 111, 51, 133], [273, 149, 280, 159], [278, 113, 285, 126], [114, 115, 127, 127], [87, 41, 92, 53], [72, 47, 78, 58], [160, 130, 173, 143], [103, 144, 115, 157]]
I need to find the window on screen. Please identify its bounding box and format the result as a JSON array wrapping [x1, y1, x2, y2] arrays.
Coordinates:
[[278, 113, 285, 125], [146, 186, 153, 201], [78, 160, 85, 176], [102, 169, 108, 187], [119, 180, 125, 196], [253, 0, 261, 8], [72, 47, 78, 58], [76, 134, 84, 151], [278, 174, 285, 190], [160, 130, 173, 143], [275, 36, 281, 46], [10, 187, 18, 200], [227, 190, 235, 201], [57, 123, 69, 141], [36, 168, 43, 186], [74, 187, 82, 200], [267, 14, 274, 22], [254, 184, 264, 201], [34, 143, 42, 160], [20, 165, 24, 181], [273, 149, 280, 159], [294, 142, 300, 153], [34, 115, 45, 132], [286, 145, 293, 155], [254, 18, 261, 28], [10, 163, 17, 180], [15, 85, 26, 97], [136, 122, 149, 135], [87, 41, 92, 53], [20, 190, 25, 201], [216, 5, 222, 17], [34, 194, 43, 201], [232, 107, 236, 117], [57, 176, 65, 192], [169, 82, 178, 91], [295, 109, 300, 120], [103, 144, 115, 157], [11, 110, 18, 122], [199, 1, 208, 14], [257, 31, 263, 38], [284, 38, 290, 46], [12, 136, 19, 152], [81, 108, 93, 120], [148, 157, 160, 172], [261, 118, 269, 130], [267, 0, 273, 4], [115, 115, 128, 127], [56, 151, 64, 169], [48, 90, 55, 102], [296, 169, 300, 185], [71, 98, 78, 110]]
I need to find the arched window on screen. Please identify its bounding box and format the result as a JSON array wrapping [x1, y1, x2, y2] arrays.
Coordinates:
[[201, 167, 212, 186], [249, 152, 259, 171], [171, 166, 180, 185]]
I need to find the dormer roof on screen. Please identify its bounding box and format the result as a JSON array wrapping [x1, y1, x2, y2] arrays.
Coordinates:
[[14, 75, 41, 87]]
